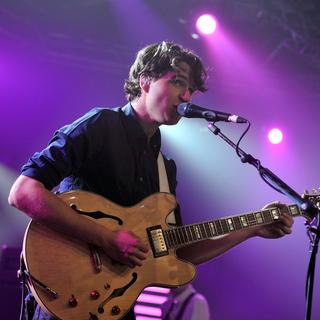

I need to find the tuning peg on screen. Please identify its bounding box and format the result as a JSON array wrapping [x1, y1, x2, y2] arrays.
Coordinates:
[[312, 188, 318, 194], [304, 189, 309, 195]]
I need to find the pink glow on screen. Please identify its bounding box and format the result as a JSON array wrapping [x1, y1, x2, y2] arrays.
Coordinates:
[[136, 293, 168, 304], [144, 286, 171, 294], [268, 128, 283, 144], [134, 305, 162, 317], [196, 14, 217, 35], [136, 316, 161, 320]]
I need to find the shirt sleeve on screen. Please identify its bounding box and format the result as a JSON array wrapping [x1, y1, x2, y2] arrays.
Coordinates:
[[21, 108, 106, 190]]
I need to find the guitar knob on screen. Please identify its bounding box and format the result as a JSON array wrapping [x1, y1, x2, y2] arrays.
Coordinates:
[[68, 294, 78, 307], [111, 305, 121, 315], [104, 283, 110, 290], [90, 290, 100, 299]]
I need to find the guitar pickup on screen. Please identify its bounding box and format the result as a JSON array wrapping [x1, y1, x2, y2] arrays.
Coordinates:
[[147, 225, 169, 258]]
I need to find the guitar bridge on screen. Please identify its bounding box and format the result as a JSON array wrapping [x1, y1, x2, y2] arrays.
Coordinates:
[[147, 225, 169, 258]]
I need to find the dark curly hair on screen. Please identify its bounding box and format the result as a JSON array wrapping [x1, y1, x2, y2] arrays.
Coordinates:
[[124, 41, 208, 101]]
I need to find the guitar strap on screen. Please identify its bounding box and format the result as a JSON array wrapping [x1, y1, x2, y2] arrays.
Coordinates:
[[157, 152, 177, 226]]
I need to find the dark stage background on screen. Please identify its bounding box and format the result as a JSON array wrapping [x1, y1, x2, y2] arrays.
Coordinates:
[[1, 1, 320, 319]]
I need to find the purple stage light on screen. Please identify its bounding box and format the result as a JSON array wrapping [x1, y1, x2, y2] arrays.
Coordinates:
[[268, 128, 283, 144], [196, 14, 217, 35], [134, 305, 162, 317], [136, 293, 168, 304]]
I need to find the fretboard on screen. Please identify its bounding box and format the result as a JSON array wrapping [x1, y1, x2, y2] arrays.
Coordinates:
[[164, 204, 302, 249]]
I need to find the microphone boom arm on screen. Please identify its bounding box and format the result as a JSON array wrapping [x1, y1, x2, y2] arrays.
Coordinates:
[[207, 122, 318, 217], [207, 121, 319, 320]]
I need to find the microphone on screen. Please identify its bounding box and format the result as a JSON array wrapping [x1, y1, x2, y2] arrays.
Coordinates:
[[177, 103, 248, 123]]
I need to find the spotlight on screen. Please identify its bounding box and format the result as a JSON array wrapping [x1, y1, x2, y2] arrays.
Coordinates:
[[196, 14, 217, 35], [268, 128, 283, 144]]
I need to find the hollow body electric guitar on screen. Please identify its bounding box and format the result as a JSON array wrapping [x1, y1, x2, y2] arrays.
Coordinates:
[[23, 190, 317, 320]]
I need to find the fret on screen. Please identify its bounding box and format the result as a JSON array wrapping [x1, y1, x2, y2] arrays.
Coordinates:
[[180, 227, 187, 243], [225, 218, 234, 231], [176, 228, 182, 244], [199, 223, 207, 239], [240, 215, 248, 228], [220, 219, 229, 234], [203, 223, 210, 237], [170, 229, 178, 245], [204, 223, 212, 237], [254, 211, 264, 224], [288, 205, 300, 217], [180, 227, 188, 243], [173, 229, 179, 244], [271, 208, 280, 220], [215, 220, 223, 235], [186, 226, 192, 242], [262, 209, 273, 223], [166, 230, 173, 246], [193, 225, 201, 240], [209, 222, 216, 236], [247, 213, 257, 226], [164, 231, 172, 248], [181, 228, 188, 243], [190, 225, 197, 241], [232, 216, 242, 230]]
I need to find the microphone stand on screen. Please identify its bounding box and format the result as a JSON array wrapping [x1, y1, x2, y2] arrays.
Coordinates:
[[207, 122, 320, 320]]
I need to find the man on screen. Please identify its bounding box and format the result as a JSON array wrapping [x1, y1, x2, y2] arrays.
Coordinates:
[[162, 284, 210, 320], [9, 41, 293, 320]]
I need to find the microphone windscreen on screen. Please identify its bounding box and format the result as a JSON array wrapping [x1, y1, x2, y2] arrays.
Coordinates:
[[177, 103, 190, 116]]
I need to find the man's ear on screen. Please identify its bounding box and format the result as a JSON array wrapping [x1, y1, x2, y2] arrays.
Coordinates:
[[139, 74, 150, 93]]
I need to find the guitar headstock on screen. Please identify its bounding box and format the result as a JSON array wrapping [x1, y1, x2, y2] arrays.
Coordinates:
[[302, 188, 320, 221]]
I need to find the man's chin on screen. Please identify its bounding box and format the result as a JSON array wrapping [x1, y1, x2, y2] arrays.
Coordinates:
[[164, 116, 181, 126]]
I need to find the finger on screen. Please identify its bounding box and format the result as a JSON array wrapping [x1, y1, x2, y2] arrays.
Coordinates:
[[116, 253, 136, 268], [131, 249, 147, 260], [277, 223, 292, 234], [281, 226, 292, 234], [280, 214, 294, 227], [262, 201, 280, 209], [129, 255, 143, 267], [272, 229, 286, 238], [277, 230, 286, 237], [136, 242, 149, 253]]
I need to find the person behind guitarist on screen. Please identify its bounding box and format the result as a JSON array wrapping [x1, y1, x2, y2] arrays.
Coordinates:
[[8, 41, 293, 320]]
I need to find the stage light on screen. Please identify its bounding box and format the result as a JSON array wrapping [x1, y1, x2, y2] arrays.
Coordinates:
[[196, 14, 217, 35], [268, 128, 283, 144]]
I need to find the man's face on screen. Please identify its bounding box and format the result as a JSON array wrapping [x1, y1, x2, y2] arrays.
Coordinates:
[[144, 61, 194, 126]]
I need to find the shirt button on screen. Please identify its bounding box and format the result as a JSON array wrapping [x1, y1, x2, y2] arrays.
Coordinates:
[[139, 177, 144, 182]]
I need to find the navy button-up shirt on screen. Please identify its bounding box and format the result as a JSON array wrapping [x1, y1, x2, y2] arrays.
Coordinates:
[[21, 103, 181, 223]]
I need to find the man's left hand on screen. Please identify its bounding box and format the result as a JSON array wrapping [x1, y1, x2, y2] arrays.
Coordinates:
[[253, 202, 294, 239]]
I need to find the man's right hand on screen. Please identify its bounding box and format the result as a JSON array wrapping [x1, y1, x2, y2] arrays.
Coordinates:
[[101, 230, 149, 268]]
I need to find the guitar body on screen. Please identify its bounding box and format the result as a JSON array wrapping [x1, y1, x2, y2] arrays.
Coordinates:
[[23, 191, 196, 320]]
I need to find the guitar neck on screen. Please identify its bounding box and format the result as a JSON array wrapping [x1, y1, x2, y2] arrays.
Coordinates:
[[164, 204, 303, 249]]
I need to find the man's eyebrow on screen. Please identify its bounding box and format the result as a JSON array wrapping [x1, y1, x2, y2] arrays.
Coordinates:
[[175, 74, 188, 81], [176, 73, 196, 88]]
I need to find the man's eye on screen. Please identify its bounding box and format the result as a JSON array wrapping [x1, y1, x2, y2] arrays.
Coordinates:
[[171, 78, 186, 86]]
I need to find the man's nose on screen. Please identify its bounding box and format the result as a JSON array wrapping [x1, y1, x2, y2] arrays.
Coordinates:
[[180, 88, 192, 102]]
